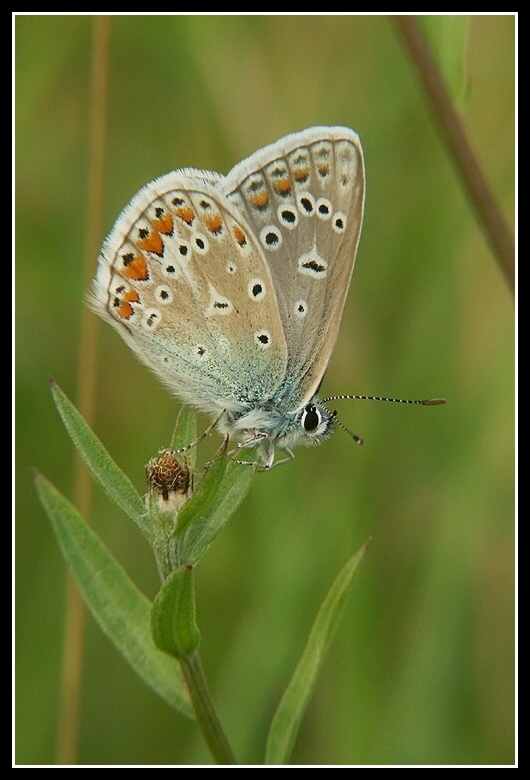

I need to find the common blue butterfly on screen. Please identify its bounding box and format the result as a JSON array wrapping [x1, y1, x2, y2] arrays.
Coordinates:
[[91, 127, 442, 468]]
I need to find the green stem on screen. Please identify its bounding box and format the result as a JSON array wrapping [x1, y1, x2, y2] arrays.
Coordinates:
[[181, 652, 238, 765]]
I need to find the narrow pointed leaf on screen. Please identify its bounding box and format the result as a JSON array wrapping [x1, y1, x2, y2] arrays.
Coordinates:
[[265, 540, 371, 765], [50, 379, 148, 535], [175, 450, 255, 565], [35, 471, 193, 719], [170, 406, 198, 472], [175, 443, 228, 539]]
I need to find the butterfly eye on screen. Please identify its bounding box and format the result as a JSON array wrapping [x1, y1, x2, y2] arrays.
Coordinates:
[[302, 403, 321, 433]]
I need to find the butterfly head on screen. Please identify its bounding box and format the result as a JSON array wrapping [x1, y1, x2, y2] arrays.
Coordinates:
[[219, 395, 337, 469]]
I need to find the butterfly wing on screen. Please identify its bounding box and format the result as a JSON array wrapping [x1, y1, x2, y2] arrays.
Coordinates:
[[91, 171, 288, 417], [222, 127, 365, 412]]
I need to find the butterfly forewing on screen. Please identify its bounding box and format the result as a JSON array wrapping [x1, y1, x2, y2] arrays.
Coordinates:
[[222, 127, 365, 412]]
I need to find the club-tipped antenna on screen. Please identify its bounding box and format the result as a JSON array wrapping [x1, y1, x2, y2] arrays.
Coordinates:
[[326, 408, 364, 445], [321, 394, 446, 446], [322, 394, 446, 406]]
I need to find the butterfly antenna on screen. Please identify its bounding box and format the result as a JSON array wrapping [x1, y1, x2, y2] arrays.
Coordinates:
[[326, 408, 364, 446], [322, 394, 446, 406], [322, 395, 446, 447]]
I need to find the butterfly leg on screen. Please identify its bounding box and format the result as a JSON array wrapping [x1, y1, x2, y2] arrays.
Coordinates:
[[173, 409, 226, 455], [262, 448, 295, 470], [230, 431, 270, 468], [231, 439, 296, 470]]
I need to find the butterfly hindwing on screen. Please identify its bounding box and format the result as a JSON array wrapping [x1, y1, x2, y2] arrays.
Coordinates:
[[92, 172, 288, 415]]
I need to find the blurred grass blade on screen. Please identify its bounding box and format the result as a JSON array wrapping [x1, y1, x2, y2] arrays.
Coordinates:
[[35, 470, 194, 719], [421, 15, 469, 107], [175, 448, 255, 565], [265, 540, 371, 765], [50, 378, 148, 536]]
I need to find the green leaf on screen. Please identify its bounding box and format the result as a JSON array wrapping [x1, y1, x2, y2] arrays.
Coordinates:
[[265, 540, 372, 765], [151, 566, 200, 660], [50, 379, 148, 536], [170, 406, 198, 472], [175, 447, 255, 565], [174, 443, 228, 540], [35, 471, 194, 719]]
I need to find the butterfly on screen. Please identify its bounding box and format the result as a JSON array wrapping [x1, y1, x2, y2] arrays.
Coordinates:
[[91, 127, 380, 468]]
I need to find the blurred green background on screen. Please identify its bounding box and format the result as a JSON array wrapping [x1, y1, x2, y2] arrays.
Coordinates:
[[15, 15, 515, 766]]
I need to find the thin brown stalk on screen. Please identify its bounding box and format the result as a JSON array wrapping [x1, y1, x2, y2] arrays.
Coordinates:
[[55, 16, 110, 765], [393, 15, 514, 293]]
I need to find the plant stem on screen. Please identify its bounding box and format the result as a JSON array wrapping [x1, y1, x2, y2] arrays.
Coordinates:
[[181, 652, 238, 765], [393, 15, 515, 293], [56, 16, 111, 765]]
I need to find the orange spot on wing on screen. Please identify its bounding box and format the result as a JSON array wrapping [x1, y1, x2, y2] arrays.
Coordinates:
[[115, 289, 140, 320], [273, 178, 291, 195], [317, 163, 330, 177], [232, 225, 247, 246], [116, 301, 133, 319], [122, 255, 149, 281], [175, 205, 195, 225], [205, 214, 224, 234], [138, 230, 164, 255], [250, 191, 269, 208], [294, 167, 310, 182], [153, 213, 174, 235]]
